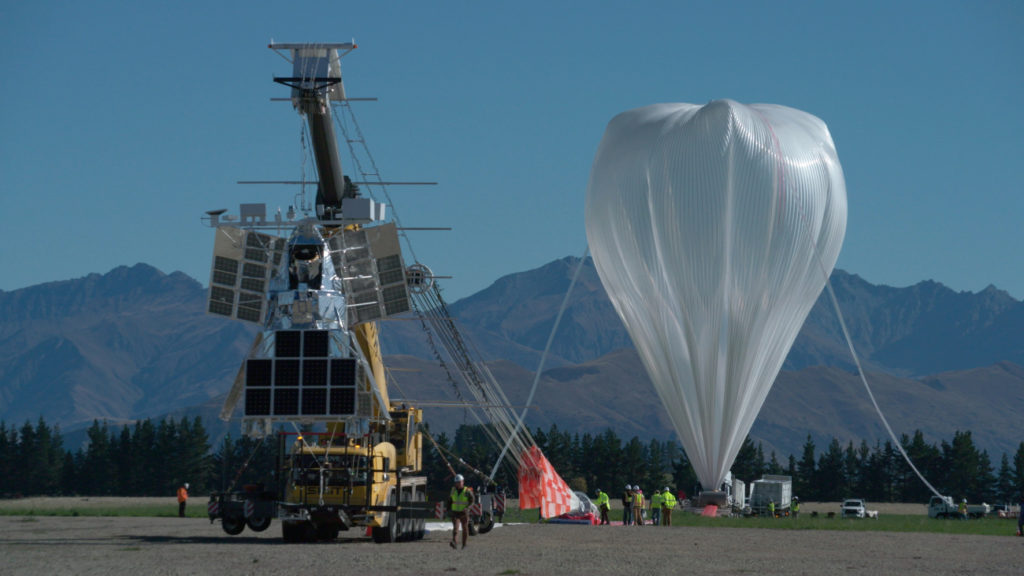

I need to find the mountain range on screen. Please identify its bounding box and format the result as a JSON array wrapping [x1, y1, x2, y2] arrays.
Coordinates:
[[1, 259, 1022, 459]]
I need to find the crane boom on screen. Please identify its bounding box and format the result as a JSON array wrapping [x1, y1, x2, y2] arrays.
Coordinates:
[[271, 42, 358, 219]]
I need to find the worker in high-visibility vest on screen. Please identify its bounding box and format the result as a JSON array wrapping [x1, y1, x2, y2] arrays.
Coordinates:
[[621, 485, 634, 526], [661, 486, 677, 526], [768, 499, 776, 518], [594, 489, 611, 525], [448, 474, 475, 549], [632, 487, 645, 525], [177, 482, 189, 518], [650, 489, 663, 526], [792, 497, 801, 518]]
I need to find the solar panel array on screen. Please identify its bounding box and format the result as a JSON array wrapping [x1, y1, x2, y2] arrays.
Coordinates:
[[328, 222, 411, 326], [243, 329, 361, 418], [207, 227, 286, 324]]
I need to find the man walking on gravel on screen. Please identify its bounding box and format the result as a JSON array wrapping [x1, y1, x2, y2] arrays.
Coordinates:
[[448, 474, 474, 549], [177, 483, 189, 517]]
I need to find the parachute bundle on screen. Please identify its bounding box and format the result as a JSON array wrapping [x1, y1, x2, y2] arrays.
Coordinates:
[[586, 100, 847, 491], [518, 446, 576, 518]]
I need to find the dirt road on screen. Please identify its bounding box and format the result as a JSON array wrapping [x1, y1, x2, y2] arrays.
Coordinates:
[[2, 514, 1021, 576]]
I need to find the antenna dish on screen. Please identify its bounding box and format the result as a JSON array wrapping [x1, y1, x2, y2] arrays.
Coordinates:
[[405, 263, 435, 294], [203, 208, 229, 227]]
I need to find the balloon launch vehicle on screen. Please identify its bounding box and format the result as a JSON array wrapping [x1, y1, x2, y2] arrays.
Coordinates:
[[201, 42, 437, 543]]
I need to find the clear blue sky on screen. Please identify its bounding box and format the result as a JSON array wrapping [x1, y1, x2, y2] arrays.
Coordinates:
[[1, 1, 1021, 302]]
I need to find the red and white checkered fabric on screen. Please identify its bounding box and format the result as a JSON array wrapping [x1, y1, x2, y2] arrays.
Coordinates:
[[518, 445, 574, 518]]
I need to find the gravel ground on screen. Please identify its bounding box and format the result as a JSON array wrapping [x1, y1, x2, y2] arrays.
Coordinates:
[[2, 512, 1022, 576]]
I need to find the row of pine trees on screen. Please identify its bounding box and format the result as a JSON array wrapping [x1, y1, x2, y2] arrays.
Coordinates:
[[528, 426, 1024, 505], [2, 417, 1022, 506]]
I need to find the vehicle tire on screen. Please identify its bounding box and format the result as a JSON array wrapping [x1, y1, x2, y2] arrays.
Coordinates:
[[396, 490, 412, 542], [246, 516, 272, 532], [371, 517, 398, 543], [221, 516, 246, 536], [414, 491, 427, 540], [476, 512, 494, 534], [372, 493, 400, 544]]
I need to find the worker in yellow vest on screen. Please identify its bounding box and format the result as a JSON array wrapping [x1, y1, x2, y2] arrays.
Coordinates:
[[661, 486, 677, 526], [632, 486, 645, 525], [594, 489, 611, 525], [650, 489, 663, 526], [448, 474, 475, 549]]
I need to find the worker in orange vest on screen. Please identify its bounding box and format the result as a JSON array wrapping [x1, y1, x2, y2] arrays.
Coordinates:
[[177, 482, 189, 517]]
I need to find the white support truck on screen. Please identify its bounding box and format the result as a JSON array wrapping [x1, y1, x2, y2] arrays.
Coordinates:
[[745, 475, 792, 517], [928, 495, 991, 519]]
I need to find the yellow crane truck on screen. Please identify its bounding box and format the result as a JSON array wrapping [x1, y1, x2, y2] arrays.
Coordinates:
[[210, 406, 428, 542]]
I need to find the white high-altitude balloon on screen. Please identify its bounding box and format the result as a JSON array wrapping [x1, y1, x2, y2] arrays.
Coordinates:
[[585, 100, 847, 491]]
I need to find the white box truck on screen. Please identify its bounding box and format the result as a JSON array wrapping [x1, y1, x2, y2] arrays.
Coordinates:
[[745, 475, 792, 517]]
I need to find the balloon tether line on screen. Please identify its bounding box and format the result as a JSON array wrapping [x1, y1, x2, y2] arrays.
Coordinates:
[[813, 250, 944, 500], [489, 247, 590, 480], [756, 104, 945, 500]]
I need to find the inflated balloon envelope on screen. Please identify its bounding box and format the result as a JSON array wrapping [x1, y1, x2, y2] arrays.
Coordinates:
[[585, 100, 847, 492]]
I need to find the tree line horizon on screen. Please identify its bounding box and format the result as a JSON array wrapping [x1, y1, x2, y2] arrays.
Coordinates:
[[1, 416, 1022, 506]]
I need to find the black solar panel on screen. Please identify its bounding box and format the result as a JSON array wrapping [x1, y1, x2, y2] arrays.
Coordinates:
[[330, 359, 357, 387], [275, 331, 302, 357], [274, 389, 300, 415], [302, 388, 328, 415], [303, 330, 329, 357], [329, 388, 356, 415], [274, 359, 300, 386], [302, 359, 328, 387], [246, 359, 273, 387], [245, 389, 271, 416]]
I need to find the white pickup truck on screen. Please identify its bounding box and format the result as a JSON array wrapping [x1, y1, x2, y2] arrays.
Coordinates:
[[840, 499, 879, 519], [927, 495, 990, 519]]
